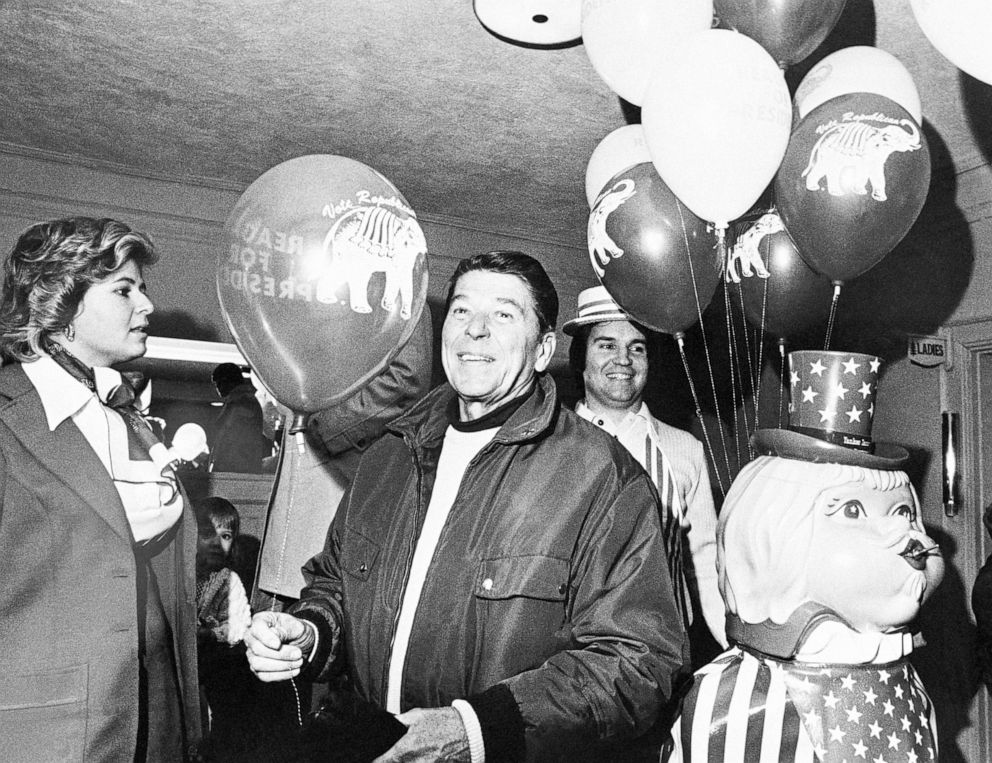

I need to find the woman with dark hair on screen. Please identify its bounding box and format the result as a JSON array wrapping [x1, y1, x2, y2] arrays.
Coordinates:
[[0, 217, 201, 761]]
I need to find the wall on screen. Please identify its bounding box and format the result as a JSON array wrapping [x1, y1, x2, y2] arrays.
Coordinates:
[[0, 149, 597, 374]]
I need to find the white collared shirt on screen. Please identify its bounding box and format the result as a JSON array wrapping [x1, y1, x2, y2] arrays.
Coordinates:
[[576, 400, 684, 520], [24, 355, 182, 543]]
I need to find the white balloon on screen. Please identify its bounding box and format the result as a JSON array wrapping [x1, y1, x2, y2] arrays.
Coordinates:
[[794, 46, 922, 124], [581, 0, 713, 106], [641, 29, 791, 230], [171, 423, 209, 461], [910, 0, 992, 86], [584, 125, 652, 207]]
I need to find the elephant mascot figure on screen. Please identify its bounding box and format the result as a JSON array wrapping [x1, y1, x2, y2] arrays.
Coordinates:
[[318, 204, 427, 319]]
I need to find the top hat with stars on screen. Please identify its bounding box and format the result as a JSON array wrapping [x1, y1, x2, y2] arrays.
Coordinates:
[[751, 350, 908, 470]]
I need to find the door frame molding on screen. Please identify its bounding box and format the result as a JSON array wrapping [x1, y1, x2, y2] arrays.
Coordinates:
[[942, 318, 992, 761]]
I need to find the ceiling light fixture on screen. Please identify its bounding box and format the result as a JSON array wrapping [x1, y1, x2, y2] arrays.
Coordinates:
[[474, 0, 582, 49]]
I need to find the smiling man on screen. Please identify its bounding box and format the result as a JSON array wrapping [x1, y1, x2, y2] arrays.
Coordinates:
[[246, 251, 688, 762], [564, 286, 726, 652]]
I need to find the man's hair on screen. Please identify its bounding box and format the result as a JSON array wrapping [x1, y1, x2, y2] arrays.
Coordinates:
[[0, 217, 157, 362], [445, 251, 558, 334], [212, 362, 246, 396]]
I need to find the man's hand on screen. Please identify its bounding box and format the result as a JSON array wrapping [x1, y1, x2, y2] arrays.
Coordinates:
[[373, 707, 471, 762], [244, 611, 312, 682]]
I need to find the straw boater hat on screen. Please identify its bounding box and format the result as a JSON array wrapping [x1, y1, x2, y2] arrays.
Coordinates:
[[562, 285, 631, 336], [752, 350, 908, 470]]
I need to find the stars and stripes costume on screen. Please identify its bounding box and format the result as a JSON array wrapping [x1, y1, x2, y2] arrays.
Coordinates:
[[669, 644, 937, 763]]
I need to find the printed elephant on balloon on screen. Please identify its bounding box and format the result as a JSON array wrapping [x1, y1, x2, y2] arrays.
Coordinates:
[[588, 179, 636, 279], [801, 118, 921, 202], [318, 206, 426, 319]]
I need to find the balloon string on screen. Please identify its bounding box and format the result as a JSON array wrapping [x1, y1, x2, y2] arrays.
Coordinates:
[[676, 332, 726, 499], [731, 280, 759, 464], [734, 278, 757, 398], [777, 338, 788, 429], [824, 281, 843, 350], [735, 296, 756, 465], [716, 225, 727, 280], [751, 241, 772, 437], [722, 284, 742, 473], [680, 207, 734, 487], [289, 412, 309, 454]]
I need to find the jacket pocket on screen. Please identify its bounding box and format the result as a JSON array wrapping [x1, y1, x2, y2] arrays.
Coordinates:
[[471, 556, 572, 682], [0, 663, 87, 763], [474, 555, 569, 601], [340, 526, 382, 582]]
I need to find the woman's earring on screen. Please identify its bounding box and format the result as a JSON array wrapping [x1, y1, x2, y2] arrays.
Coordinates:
[[63, 324, 75, 342]]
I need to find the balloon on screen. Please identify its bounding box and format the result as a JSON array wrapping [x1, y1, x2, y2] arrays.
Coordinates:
[[585, 125, 652, 207], [713, 0, 847, 68], [728, 209, 835, 338], [775, 93, 931, 282], [588, 162, 719, 334], [581, 0, 713, 106], [794, 46, 922, 124], [910, 0, 992, 86], [218, 155, 429, 415], [641, 29, 792, 231]]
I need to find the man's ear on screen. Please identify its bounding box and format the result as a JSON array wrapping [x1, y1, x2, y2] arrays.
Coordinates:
[[534, 331, 557, 373]]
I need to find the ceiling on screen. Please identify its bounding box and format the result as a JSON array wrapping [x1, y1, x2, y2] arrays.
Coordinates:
[[1, 0, 989, 256]]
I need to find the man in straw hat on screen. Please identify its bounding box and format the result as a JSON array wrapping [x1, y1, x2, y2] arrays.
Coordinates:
[[564, 285, 725, 652]]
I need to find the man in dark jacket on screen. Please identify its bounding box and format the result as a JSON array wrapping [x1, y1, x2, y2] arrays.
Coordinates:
[[208, 362, 271, 473], [246, 251, 688, 761]]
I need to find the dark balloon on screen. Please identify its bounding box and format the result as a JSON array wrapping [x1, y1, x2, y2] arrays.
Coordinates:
[[218, 155, 429, 414], [774, 93, 931, 283], [588, 162, 719, 335], [729, 209, 835, 338], [714, 0, 848, 67]]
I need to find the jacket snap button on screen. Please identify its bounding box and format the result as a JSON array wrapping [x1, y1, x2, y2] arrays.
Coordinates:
[[558, 583, 567, 595], [358, 563, 368, 574], [482, 578, 494, 591]]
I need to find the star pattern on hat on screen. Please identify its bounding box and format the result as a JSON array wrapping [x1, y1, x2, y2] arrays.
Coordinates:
[[784, 660, 937, 763], [789, 353, 881, 441]]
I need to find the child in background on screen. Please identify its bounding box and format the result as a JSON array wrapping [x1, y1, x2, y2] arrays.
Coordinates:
[[195, 497, 252, 647], [193, 497, 302, 762], [194, 497, 254, 761]]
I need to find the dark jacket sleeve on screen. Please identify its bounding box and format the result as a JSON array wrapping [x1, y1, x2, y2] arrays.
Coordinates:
[[307, 307, 432, 456], [288, 514, 348, 681], [469, 471, 690, 761]]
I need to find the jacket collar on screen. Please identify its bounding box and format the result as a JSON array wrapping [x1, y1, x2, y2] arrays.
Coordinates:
[[389, 373, 559, 449], [0, 362, 131, 540]]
